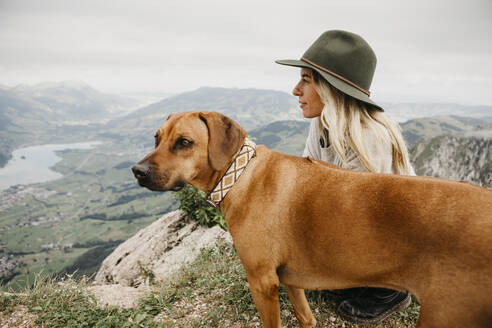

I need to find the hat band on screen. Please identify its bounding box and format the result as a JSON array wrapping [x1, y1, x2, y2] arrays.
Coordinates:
[[301, 57, 371, 97]]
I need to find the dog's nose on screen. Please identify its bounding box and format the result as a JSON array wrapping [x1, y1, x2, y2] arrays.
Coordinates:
[[132, 164, 149, 179]]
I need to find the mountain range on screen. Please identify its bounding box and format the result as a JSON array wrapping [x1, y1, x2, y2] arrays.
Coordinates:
[[4, 81, 139, 121], [108, 86, 301, 133], [0, 81, 140, 167], [400, 115, 492, 146], [381, 102, 492, 123], [2, 82, 492, 167]]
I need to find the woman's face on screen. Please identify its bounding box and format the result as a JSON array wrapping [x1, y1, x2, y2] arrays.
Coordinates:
[[292, 68, 324, 118]]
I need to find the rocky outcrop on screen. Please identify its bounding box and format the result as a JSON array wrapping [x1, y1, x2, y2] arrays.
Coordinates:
[[94, 210, 232, 288], [411, 135, 492, 185]]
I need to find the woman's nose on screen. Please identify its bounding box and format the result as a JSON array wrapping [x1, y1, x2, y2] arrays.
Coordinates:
[[292, 83, 302, 96]]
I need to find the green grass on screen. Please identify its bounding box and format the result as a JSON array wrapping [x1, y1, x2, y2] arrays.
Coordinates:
[[1, 275, 162, 327], [1, 239, 420, 327]]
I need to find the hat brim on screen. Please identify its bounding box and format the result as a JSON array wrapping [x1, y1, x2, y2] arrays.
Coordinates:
[[275, 59, 383, 111]]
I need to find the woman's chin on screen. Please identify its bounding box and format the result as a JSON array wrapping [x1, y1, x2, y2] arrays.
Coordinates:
[[302, 110, 317, 119]]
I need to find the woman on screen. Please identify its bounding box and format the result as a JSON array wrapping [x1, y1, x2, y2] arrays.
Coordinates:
[[276, 30, 414, 324]]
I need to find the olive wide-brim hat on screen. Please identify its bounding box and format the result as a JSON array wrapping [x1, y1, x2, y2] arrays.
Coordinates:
[[276, 30, 383, 111]]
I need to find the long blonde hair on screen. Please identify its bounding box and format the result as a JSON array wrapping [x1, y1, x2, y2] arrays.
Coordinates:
[[312, 70, 412, 175]]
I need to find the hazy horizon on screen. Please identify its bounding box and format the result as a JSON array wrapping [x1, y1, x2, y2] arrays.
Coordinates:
[[4, 80, 492, 110]]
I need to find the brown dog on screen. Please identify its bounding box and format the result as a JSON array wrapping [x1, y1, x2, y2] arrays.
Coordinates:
[[132, 111, 492, 328]]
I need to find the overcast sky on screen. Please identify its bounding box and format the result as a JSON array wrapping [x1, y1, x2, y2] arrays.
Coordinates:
[[0, 0, 491, 105]]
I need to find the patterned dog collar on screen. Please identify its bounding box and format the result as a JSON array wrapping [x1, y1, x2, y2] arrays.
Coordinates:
[[207, 138, 256, 207]]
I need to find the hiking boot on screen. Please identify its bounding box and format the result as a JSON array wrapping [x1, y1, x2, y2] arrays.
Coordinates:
[[325, 287, 368, 299], [336, 288, 411, 325]]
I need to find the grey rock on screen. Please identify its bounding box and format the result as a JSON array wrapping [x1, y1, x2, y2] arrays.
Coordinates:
[[88, 284, 149, 308], [94, 209, 232, 287], [411, 135, 492, 186]]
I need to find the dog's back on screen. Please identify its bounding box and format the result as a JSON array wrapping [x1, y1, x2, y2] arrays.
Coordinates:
[[227, 146, 492, 326]]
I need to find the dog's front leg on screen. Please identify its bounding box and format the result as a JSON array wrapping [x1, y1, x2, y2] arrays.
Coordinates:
[[285, 285, 316, 327], [246, 268, 282, 328]]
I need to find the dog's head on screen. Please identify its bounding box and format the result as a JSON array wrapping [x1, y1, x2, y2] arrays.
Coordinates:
[[132, 111, 247, 192]]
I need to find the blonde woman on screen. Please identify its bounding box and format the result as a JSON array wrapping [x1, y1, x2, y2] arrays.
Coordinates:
[[276, 30, 414, 324]]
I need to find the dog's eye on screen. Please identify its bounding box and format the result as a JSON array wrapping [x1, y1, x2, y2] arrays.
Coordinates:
[[154, 134, 158, 148], [175, 138, 193, 149]]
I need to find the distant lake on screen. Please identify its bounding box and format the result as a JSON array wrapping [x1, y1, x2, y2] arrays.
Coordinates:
[[0, 142, 101, 191]]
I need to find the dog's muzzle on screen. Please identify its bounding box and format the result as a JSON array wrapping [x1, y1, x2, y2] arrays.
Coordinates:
[[132, 163, 184, 191], [132, 163, 157, 189]]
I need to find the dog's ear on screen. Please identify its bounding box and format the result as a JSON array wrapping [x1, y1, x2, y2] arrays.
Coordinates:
[[198, 111, 247, 171]]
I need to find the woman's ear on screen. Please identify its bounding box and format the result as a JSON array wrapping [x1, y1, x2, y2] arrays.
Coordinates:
[[198, 112, 247, 171]]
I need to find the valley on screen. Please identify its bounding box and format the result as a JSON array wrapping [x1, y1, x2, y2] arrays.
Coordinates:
[[0, 138, 176, 289]]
